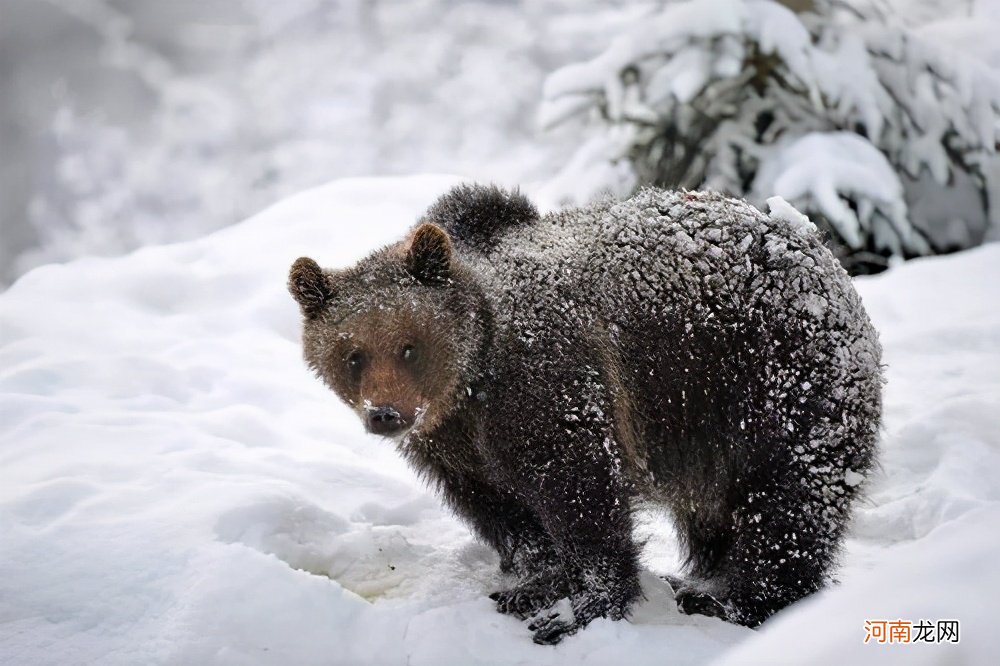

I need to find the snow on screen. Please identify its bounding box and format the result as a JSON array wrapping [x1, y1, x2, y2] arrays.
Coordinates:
[[5, 0, 664, 289], [766, 195, 816, 236], [538, 0, 1000, 261], [903, 0, 1000, 68], [2, 175, 999, 664], [756, 132, 915, 253]]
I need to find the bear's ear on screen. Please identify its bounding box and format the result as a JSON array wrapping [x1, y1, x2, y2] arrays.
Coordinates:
[[406, 223, 452, 285], [288, 257, 335, 318]]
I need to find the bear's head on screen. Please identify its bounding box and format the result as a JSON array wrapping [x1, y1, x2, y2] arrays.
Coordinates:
[[288, 223, 487, 440]]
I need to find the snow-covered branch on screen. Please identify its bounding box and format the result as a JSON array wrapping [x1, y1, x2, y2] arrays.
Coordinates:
[[539, 0, 1000, 272]]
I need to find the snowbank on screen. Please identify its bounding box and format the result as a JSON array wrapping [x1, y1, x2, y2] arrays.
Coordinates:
[[1, 176, 998, 664]]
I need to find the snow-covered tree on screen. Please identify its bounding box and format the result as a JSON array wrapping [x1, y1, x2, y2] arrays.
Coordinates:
[[538, 0, 1000, 273]]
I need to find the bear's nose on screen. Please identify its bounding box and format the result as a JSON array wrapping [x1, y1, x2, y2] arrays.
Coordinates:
[[365, 406, 406, 436]]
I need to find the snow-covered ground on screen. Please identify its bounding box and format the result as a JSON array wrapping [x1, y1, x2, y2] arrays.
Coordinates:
[[1, 175, 998, 665]]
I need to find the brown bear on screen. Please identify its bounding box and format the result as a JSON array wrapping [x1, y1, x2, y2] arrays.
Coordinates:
[[288, 184, 882, 644]]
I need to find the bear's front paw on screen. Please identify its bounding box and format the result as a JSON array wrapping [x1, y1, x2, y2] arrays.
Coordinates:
[[490, 583, 561, 620], [527, 603, 576, 645], [527, 582, 637, 645]]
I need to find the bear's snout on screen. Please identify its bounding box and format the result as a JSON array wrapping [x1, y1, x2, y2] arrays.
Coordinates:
[[365, 405, 407, 436]]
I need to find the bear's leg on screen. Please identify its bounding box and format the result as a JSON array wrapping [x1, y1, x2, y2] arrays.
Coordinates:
[[664, 509, 734, 618], [490, 548, 571, 619], [490, 528, 577, 619], [482, 343, 644, 643], [673, 510, 735, 581], [711, 475, 844, 626], [432, 466, 562, 583], [486, 466, 641, 643], [525, 543, 641, 645], [486, 434, 640, 635], [427, 459, 571, 611]]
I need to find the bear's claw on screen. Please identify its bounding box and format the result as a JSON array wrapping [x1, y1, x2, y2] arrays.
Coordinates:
[[528, 614, 575, 645]]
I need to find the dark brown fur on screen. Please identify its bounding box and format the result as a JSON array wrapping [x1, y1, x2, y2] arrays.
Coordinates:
[[288, 184, 882, 644]]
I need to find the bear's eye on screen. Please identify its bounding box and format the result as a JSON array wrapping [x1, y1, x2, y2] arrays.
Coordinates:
[[345, 351, 366, 380], [401, 344, 418, 363]]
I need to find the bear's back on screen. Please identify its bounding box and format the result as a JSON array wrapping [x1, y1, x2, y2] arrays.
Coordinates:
[[465, 188, 855, 334], [423, 184, 875, 377]]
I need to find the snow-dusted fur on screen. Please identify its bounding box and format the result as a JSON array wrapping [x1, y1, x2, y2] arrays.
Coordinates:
[[290, 183, 883, 644]]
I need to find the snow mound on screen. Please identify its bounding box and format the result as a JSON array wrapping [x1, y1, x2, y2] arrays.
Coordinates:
[[2, 176, 998, 664]]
